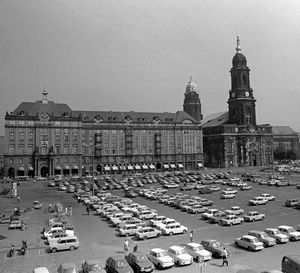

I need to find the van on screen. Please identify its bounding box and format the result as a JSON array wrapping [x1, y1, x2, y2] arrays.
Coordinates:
[[49, 236, 79, 253], [281, 255, 300, 273]]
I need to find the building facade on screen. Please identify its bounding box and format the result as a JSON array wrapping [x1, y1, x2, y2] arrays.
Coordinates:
[[203, 37, 273, 168], [4, 84, 203, 177], [0, 136, 4, 177]]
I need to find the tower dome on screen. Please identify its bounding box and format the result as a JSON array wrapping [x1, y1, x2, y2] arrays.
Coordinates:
[[186, 76, 197, 93], [232, 36, 247, 66]]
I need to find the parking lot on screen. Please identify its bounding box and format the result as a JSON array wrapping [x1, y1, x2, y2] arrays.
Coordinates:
[[0, 167, 299, 273]]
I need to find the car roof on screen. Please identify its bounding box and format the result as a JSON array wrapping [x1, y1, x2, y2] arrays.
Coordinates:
[[109, 255, 126, 261], [168, 245, 184, 251], [242, 235, 256, 239], [33, 267, 50, 273], [85, 259, 101, 265], [187, 242, 201, 247], [59, 263, 77, 269], [277, 225, 292, 229], [151, 248, 165, 253]]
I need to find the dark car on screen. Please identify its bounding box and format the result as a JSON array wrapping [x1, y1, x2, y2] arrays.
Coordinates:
[[198, 188, 213, 194], [125, 252, 155, 273], [180, 184, 194, 191], [82, 259, 102, 273], [125, 191, 137, 198], [208, 211, 227, 224], [200, 239, 228, 258], [105, 256, 134, 273]]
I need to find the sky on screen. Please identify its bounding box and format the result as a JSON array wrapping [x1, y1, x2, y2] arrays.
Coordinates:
[[0, 0, 300, 135]]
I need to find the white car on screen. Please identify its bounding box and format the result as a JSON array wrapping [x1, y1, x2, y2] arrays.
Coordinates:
[[161, 223, 188, 235], [234, 235, 264, 251], [260, 193, 275, 201], [243, 211, 265, 222], [155, 218, 178, 230], [149, 215, 167, 226], [117, 224, 141, 237], [183, 243, 212, 262], [265, 228, 289, 244], [167, 246, 193, 266], [44, 227, 64, 238], [147, 248, 174, 269], [249, 197, 268, 206], [277, 225, 300, 241], [201, 209, 220, 220], [33, 267, 50, 273], [224, 206, 244, 215]]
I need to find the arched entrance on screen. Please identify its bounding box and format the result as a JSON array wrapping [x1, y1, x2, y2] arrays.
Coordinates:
[[17, 167, 25, 176], [28, 170, 34, 177], [156, 162, 162, 170], [54, 166, 61, 175], [8, 167, 15, 178], [40, 166, 49, 177], [63, 167, 70, 176], [96, 165, 102, 174], [71, 166, 78, 175]]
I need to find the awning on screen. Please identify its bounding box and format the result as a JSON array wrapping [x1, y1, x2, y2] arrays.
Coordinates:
[[150, 164, 155, 169], [170, 164, 176, 169], [163, 164, 169, 169], [104, 166, 110, 171], [55, 166, 61, 170], [119, 165, 126, 170], [72, 165, 78, 169], [197, 163, 203, 168], [127, 165, 133, 170], [178, 163, 184, 168], [64, 166, 70, 170], [112, 166, 118, 171], [142, 164, 148, 169], [135, 165, 141, 170], [28, 166, 34, 171], [18, 167, 25, 171]]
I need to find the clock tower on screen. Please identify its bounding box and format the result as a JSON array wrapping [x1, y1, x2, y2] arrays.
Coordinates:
[[228, 37, 256, 125]]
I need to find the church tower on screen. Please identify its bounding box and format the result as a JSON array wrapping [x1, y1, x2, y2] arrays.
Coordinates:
[[228, 36, 256, 125], [183, 77, 203, 121]]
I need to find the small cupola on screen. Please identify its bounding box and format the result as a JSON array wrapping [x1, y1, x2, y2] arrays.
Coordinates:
[[41, 89, 48, 104]]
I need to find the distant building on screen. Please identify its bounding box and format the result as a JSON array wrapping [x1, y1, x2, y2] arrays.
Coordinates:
[[4, 84, 203, 177], [0, 136, 4, 177], [202, 37, 273, 168], [272, 126, 299, 160]]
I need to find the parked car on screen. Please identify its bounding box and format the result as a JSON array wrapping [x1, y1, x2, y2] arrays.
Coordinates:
[[183, 243, 212, 262], [105, 255, 134, 273], [260, 193, 275, 201], [219, 215, 244, 226], [201, 209, 220, 220], [155, 218, 178, 230], [248, 230, 276, 247], [149, 215, 167, 227], [118, 224, 142, 237], [198, 188, 213, 194], [208, 211, 228, 224], [220, 192, 236, 199], [240, 185, 252, 190], [147, 248, 174, 269], [161, 223, 188, 236], [57, 263, 78, 273], [224, 206, 244, 215], [136, 210, 157, 220], [234, 235, 264, 251], [167, 245, 193, 266], [264, 228, 289, 244], [186, 204, 206, 214], [82, 259, 102, 273], [44, 227, 64, 239], [49, 236, 79, 253], [125, 251, 155, 273], [243, 211, 265, 222], [248, 196, 268, 206], [134, 227, 161, 240], [277, 225, 300, 241], [285, 199, 299, 207], [200, 239, 228, 258], [33, 267, 50, 273]]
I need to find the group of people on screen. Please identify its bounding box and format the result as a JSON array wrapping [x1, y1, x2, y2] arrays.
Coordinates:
[[123, 239, 138, 253]]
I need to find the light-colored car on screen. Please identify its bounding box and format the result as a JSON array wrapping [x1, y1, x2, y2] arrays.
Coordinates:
[[57, 263, 78, 273], [161, 223, 188, 235], [234, 235, 264, 251], [147, 248, 174, 269], [134, 227, 161, 240], [82, 259, 102, 273], [243, 211, 265, 222], [136, 210, 157, 220], [220, 192, 236, 199], [33, 267, 50, 273], [44, 227, 64, 238], [265, 228, 289, 244], [118, 224, 141, 237], [111, 214, 133, 226], [149, 215, 167, 226], [260, 193, 275, 201], [47, 232, 70, 245], [224, 206, 244, 215], [186, 204, 206, 214], [248, 230, 276, 247], [219, 215, 244, 226], [277, 225, 300, 241], [200, 240, 228, 258], [249, 196, 268, 206], [155, 218, 178, 230], [167, 246, 193, 266], [201, 209, 219, 220], [49, 236, 79, 253], [183, 243, 212, 262], [222, 188, 237, 194]]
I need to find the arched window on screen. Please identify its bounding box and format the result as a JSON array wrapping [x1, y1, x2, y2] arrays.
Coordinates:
[[245, 107, 251, 125]]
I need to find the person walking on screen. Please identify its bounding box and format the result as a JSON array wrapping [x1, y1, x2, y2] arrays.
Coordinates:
[[69, 205, 72, 216], [189, 230, 194, 242], [221, 249, 229, 266], [133, 244, 138, 252], [17, 196, 20, 203], [86, 206, 90, 215], [123, 239, 129, 254]]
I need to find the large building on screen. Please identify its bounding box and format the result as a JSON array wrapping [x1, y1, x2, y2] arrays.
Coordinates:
[[202, 37, 274, 168], [3, 83, 203, 177]]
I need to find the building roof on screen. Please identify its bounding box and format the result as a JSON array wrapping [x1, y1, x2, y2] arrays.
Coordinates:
[[201, 111, 228, 128], [272, 126, 297, 136]]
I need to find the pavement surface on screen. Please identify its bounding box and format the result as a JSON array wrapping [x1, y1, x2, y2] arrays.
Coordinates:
[[0, 169, 299, 273]]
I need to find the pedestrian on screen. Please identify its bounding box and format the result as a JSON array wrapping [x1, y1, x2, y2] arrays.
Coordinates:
[[221, 248, 229, 266], [123, 239, 129, 254], [86, 206, 90, 215], [77, 196, 80, 203], [17, 196, 20, 203], [189, 230, 194, 242], [133, 244, 138, 252], [69, 205, 72, 216], [65, 206, 68, 216]]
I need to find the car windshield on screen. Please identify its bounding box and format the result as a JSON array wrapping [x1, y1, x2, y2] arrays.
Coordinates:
[[252, 238, 259, 243], [194, 246, 204, 251], [287, 228, 296, 232], [157, 251, 168, 257], [211, 241, 221, 248], [116, 261, 128, 268], [136, 255, 148, 262], [176, 249, 187, 255]]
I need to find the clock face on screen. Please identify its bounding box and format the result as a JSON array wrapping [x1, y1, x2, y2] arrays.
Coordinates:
[[245, 91, 249, 97], [232, 92, 235, 98]]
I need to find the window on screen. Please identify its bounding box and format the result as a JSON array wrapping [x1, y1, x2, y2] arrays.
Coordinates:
[[9, 145, 15, 154], [64, 134, 69, 142], [28, 133, 34, 142], [19, 158, 23, 164], [64, 157, 68, 163], [64, 145, 69, 154], [72, 145, 78, 154], [28, 145, 33, 154], [55, 145, 60, 154], [56, 134, 60, 142], [19, 132, 24, 141], [41, 146, 48, 155], [9, 133, 15, 141], [19, 145, 25, 154], [73, 134, 78, 142]]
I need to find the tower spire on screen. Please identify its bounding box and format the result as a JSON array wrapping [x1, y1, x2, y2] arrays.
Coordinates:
[[236, 36, 242, 53]]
